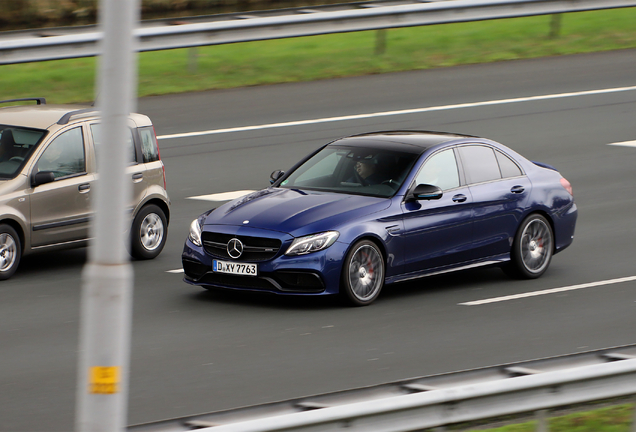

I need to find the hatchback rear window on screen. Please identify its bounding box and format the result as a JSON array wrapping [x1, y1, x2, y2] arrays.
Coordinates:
[[139, 127, 160, 163]]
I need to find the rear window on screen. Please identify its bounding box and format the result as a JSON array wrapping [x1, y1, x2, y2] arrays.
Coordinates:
[[0, 125, 47, 178], [139, 127, 160, 163]]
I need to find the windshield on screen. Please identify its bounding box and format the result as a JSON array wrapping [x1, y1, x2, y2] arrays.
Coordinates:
[[278, 145, 419, 198], [0, 125, 47, 179]]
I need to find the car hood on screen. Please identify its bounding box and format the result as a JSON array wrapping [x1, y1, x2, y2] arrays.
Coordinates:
[[204, 188, 390, 236]]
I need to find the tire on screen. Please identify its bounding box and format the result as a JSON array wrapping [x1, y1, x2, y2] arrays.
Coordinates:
[[0, 224, 21, 280], [130, 204, 167, 260], [341, 240, 385, 306], [507, 214, 553, 279]]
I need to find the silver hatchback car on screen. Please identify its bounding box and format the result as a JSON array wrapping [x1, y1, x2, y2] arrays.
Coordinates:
[[0, 98, 170, 279]]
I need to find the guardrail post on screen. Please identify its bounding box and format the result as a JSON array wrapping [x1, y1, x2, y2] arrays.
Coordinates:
[[549, 14, 562, 39], [536, 409, 550, 432], [375, 29, 387, 55], [632, 397, 636, 432], [188, 47, 198, 73]]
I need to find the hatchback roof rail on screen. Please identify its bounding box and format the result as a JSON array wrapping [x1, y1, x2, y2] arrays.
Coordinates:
[[0, 97, 46, 105], [57, 107, 97, 125]]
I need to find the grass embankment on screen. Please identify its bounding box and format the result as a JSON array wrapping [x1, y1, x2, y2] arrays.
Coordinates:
[[1, 7, 635, 103], [456, 402, 636, 432]]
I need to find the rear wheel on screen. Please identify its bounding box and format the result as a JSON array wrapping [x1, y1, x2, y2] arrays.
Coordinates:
[[131, 204, 167, 260], [341, 240, 385, 306], [507, 214, 553, 279], [0, 225, 21, 280]]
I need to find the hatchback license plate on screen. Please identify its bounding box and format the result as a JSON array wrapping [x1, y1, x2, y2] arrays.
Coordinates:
[[213, 260, 258, 276]]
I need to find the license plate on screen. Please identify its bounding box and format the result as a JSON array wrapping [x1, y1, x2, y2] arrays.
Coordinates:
[[213, 260, 258, 276]]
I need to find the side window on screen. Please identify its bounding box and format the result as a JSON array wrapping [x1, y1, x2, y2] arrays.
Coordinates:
[[139, 127, 159, 163], [37, 127, 86, 179], [496, 150, 523, 178], [415, 149, 460, 191], [459, 145, 501, 184], [90, 124, 136, 162]]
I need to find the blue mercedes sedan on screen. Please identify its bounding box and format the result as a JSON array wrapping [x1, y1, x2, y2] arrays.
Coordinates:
[[182, 131, 577, 306]]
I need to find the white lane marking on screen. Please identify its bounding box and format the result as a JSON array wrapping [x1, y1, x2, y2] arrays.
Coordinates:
[[157, 85, 636, 140], [608, 140, 636, 148], [459, 276, 636, 306], [187, 190, 255, 201], [167, 269, 184, 273]]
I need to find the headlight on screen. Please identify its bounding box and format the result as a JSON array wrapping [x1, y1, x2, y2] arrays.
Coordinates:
[[188, 210, 214, 247], [188, 218, 203, 247], [285, 231, 339, 256]]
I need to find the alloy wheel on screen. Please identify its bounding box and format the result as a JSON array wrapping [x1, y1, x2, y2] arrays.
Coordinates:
[[140, 213, 164, 251]]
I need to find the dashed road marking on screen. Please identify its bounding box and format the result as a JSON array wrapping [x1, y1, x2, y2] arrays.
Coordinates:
[[187, 190, 255, 201], [167, 269, 184, 273], [459, 276, 636, 306], [608, 141, 636, 148]]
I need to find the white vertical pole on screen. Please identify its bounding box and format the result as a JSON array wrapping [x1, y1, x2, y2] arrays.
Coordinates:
[[75, 0, 140, 431]]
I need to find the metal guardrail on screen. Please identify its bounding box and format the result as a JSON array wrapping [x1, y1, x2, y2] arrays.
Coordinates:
[[129, 344, 636, 431], [1, 0, 636, 64]]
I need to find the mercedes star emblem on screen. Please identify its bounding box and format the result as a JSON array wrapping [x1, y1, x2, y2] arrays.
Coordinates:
[[227, 238, 244, 259]]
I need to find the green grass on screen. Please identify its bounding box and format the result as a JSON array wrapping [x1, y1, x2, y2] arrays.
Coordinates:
[[445, 403, 636, 432], [1, 7, 636, 103]]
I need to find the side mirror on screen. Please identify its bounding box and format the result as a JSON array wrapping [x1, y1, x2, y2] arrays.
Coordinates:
[[409, 184, 443, 201], [32, 171, 55, 187], [270, 170, 285, 185]]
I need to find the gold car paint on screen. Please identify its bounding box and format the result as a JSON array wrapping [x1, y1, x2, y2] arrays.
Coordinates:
[[0, 174, 31, 249], [26, 121, 94, 248], [0, 104, 170, 265]]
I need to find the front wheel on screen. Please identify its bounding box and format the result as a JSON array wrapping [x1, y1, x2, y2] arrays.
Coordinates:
[[0, 224, 21, 280], [341, 240, 385, 306], [507, 214, 553, 279], [131, 204, 167, 260]]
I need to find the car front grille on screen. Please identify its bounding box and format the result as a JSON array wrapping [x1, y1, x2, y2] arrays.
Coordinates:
[[202, 232, 281, 262]]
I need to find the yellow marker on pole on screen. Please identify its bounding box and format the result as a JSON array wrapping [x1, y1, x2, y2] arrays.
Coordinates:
[[89, 367, 120, 394]]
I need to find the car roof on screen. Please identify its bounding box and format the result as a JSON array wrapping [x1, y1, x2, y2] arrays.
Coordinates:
[[329, 130, 477, 154], [0, 102, 151, 130], [0, 104, 93, 130]]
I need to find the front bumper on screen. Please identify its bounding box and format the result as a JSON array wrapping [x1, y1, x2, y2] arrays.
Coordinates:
[[182, 226, 348, 296]]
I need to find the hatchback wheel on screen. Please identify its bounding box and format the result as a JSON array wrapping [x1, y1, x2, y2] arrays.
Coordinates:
[[508, 214, 553, 279], [0, 225, 21, 280], [131, 204, 167, 260], [341, 240, 385, 306]]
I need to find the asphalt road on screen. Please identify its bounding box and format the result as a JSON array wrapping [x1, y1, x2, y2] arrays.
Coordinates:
[[1, 49, 635, 431]]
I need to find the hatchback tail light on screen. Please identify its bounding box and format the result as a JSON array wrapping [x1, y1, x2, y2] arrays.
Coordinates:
[[153, 125, 167, 190], [560, 177, 573, 196]]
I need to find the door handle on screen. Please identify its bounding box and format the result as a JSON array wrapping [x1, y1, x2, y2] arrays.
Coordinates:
[[511, 185, 525, 194], [452, 194, 467, 203], [78, 184, 90, 193], [132, 172, 143, 183]]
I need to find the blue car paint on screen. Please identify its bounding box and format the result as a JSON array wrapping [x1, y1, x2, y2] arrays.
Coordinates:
[[203, 188, 392, 238], [182, 132, 577, 298]]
